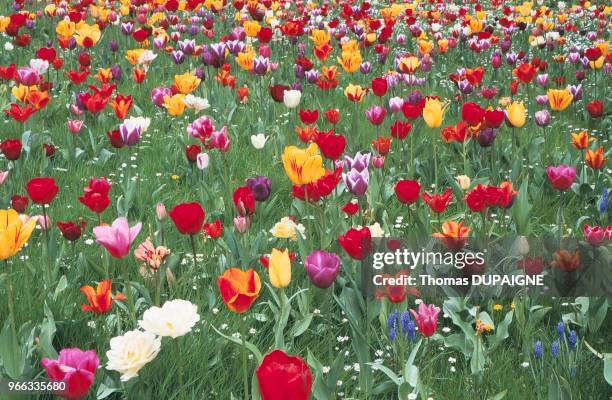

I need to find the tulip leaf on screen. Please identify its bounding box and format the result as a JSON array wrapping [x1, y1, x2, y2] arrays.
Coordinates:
[[210, 324, 262, 363], [0, 321, 25, 379], [290, 313, 312, 338]]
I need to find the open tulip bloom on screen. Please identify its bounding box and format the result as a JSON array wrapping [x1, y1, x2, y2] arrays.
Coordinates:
[[1, 1, 611, 399]]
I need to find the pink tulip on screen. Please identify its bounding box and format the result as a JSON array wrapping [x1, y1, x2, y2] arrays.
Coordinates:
[[67, 120, 85, 134], [210, 126, 231, 152], [364, 105, 386, 126], [42, 348, 99, 400], [93, 217, 142, 258], [0, 170, 8, 185], [35, 214, 51, 230], [583, 224, 605, 247], [410, 302, 440, 337], [546, 164, 576, 191]]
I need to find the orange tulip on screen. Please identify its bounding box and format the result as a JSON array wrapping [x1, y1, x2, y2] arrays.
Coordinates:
[[217, 268, 261, 313], [585, 147, 607, 170], [570, 130, 594, 150], [110, 94, 133, 120], [550, 249, 581, 272], [80, 279, 125, 314], [432, 221, 470, 250]]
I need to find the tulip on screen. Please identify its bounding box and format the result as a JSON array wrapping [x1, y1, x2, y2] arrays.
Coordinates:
[[119, 119, 141, 146], [256, 350, 312, 400], [67, 119, 84, 134], [282, 144, 325, 185], [283, 89, 301, 108], [433, 221, 470, 250], [0, 209, 36, 261], [546, 164, 576, 191], [338, 227, 372, 260], [409, 302, 440, 337], [210, 126, 231, 152], [505, 101, 526, 128], [534, 110, 551, 127], [585, 147, 607, 170], [268, 248, 291, 289], [234, 215, 251, 233], [80, 279, 125, 314], [583, 224, 606, 247], [251, 133, 268, 149], [547, 88, 573, 111], [139, 299, 200, 338], [42, 348, 99, 400], [26, 177, 58, 205], [394, 179, 420, 204], [233, 186, 256, 216], [304, 250, 341, 289], [57, 220, 86, 241], [105, 330, 161, 382], [422, 97, 444, 128], [455, 175, 471, 190], [217, 268, 261, 313], [0, 170, 8, 186], [364, 105, 386, 125], [93, 217, 141, 259], [246, 176, 272, 202], [0, 139, 22, 160]]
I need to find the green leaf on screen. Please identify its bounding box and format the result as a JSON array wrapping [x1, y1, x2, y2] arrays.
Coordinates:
[[290, 313, 313, 338], [210, 325, 262, 363], [604, 354, 612, 386], [487, 390, 507, 400], [0, 321, 25, 379]]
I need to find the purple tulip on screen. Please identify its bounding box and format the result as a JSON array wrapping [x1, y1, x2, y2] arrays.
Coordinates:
[[534, 110, 551, 127], [477, 128, 497, 147], [119, 120, 141, 146], [151, 87, 172, 108], [304, 250, 342, 289], [246, 176, 272, 202]]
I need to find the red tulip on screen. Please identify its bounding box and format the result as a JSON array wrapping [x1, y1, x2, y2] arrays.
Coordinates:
[[338, 227, 372, 260], [57, 220, 86, 241], [513, 62, 537, 83], [461, 102, 485, 126], [483, 108, 505, 129], [465, 184, 489, 212], [341, 201, 359, 215], [26, 177, 59, 205], [256, 350, 312, 400], [390, 120, 411, 139], [79, 177, 111, 215], [370, 77, 388, 97], [298, 108, 318, 125], [323, 108, 340, 125], [585, 100, 603, 118], [169, 202, 205, 235], [394, 180, 420, 204], [185, 144, 201, 162], [1, 138, 22, 160], [203, 220, 224, 239], [10, 194, 28, 213], [422, 189, 454, 213], [315, 130, 345, 160], [233, 186, 256, 216]]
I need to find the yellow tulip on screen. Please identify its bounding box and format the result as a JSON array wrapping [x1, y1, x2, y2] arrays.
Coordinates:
[[505, 101, 526, 128], [243, 20, 261, 37], [236, 50, 255, 71], [281, 143, 325, 185], [268, 248, 291, 289], [74, 23, 101, 47], [163, 94, 186, 116], [337, 51, 362, 73], [174, 72, 201, 95], [422, 98, 445, 128], [0, 209, 36, 261], [547, 88, 573, 111], [125, 49, 146, 65], [310, 29, 330, 46], [344, 84, 367, 102], [398, 55, 420, 74], [55, 20, 76, 39]]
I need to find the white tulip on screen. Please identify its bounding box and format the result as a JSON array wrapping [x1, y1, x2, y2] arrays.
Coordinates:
[[250, 133, 268, 149], [139, 299, 200, 339], [196, 153, 209, 170], [184, 94, 210, 112], [123, 116, 151, 133], [283, 89, 301, 109], [106, 330, 161, 382], [30, 59, 49, 75]]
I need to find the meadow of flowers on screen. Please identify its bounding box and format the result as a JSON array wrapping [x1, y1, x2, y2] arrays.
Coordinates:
[[0, 0, 611, 399]]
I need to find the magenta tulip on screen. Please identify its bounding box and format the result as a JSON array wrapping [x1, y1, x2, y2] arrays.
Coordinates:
[[410, 302, 440, 337], [42, 348, 99, 400]]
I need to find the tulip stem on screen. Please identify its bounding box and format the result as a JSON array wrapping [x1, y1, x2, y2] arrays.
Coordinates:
[[5, 260, 18, 344], [41, 204, 52, 284], [241, 317, 249, 399], [557, 191, 565, 248], [433, 129, 438, 188], [121, 264, 136, 325], [190, 234, 198, 270]]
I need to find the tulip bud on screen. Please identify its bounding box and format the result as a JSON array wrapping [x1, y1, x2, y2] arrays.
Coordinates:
[[196, 153, 209, 170], [233, 215, 251, 233], [455, 175, 471, 190], [156, 203, 167, 220], [372, 155, 385, 169]]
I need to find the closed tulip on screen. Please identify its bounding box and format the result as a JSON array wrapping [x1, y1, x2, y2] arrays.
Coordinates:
[[304, 250, 341, 289], [546, 164, 576, 191], [505, 101, 526, 128], [0, 209, 36, 260], [268, 248, 291, 288], [256, 350, 312, 400], [422, 97, 444, 128]]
